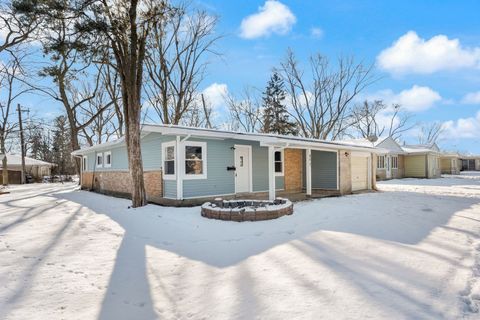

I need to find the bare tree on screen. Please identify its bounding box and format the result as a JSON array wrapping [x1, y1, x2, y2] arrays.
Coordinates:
[[144, 3, 221, 124], [75, 0, 173, 207], [77, 79, 120, 146], [180, 94, 214, 128], [280, 49, 378, 140], [0, 55, 31, 185], [351, 100, 414, 140], [225, 88, 263, 133], [0, 0, 41, 52], [418, 122, 444, 145]]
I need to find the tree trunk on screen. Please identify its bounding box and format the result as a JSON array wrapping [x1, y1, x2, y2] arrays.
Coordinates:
[[1, 137, 7, 186], [126, 114, 146, 207]]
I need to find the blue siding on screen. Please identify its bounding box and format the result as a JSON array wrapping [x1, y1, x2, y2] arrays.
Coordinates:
[[311, 150, 338, 189], [164, 180, 177, 199], [81, 134, 287, 199], [275, 176, 284, 190]]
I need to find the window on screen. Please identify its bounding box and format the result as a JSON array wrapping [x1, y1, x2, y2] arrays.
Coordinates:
[[82, 156, 87, 171], [392, 156, 398, 169], [162, 142, 176, 179], [184, 142, 207, 179], [104, 151, 112, 168], [377, 155, 385, 169], [274, 150, 284, 176], [96, 153, 103, 168]]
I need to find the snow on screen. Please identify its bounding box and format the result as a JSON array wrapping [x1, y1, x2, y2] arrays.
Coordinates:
[[1, 174, 480, 319]]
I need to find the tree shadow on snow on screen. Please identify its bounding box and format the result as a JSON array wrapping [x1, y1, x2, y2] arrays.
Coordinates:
[[53, 188, 480, 320]]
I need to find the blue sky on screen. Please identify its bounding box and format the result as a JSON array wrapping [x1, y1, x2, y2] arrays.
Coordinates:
[[194, 0, 480, 153], [8, 0, 480, 153]]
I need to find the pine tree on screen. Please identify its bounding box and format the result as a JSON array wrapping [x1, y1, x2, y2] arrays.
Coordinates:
[[261, 71, 297, 135], [51, 116, 75, 175]]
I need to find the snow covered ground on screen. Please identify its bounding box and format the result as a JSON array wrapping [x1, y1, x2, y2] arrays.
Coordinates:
[[1, 174, 480, 320]]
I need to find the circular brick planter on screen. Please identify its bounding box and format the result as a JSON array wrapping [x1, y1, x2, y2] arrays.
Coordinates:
[[201, 198, 293, 222]]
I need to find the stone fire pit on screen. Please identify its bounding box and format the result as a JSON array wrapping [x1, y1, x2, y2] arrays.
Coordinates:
[[201, 198, 293, 222]]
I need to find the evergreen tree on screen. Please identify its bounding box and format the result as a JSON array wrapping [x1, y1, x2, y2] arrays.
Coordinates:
[[51, 116, 75, 175], [261, 71, 297, 135]]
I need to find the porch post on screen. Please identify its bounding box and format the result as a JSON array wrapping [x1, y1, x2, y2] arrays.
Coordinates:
[[176, 136, 183, 200], [306, 148, 312, 196], [268, 146, 275, 201]]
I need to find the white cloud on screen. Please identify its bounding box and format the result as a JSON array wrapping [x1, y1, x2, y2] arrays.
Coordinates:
[[202, 83, 228, 109], [377, 31, 480, 75], [310, 27, 324, 39], [240, 1, 296, 39], [368, 85, 442, 112], [462, 91, 480, 104], [442, 111, 480, 139]]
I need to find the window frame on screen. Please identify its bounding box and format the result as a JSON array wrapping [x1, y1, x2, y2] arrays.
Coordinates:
[[104, 151, 112, 168], [183, 141, 207, 180], [377, 155, 385, 169], [82, 156, 88, 171], [392, 156, 398, 169], [274, 149, 284, 176], [162, 141, 176, 180], [96, 153, 103, 168]]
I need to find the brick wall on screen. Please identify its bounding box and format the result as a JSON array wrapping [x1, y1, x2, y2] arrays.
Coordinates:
[[284, 148, 303, 191], [81, 170, 163, 202]]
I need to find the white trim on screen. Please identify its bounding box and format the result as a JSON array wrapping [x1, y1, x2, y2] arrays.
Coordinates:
[[162, 141, 176, 180], [183, 141, 207, 180], [268, 146, 276, 201], [176, 136, 183, 200], [274, 149, 284, 176], [234, 144, 253, 194], [306, 148, 312, 196], [96, 153, 103, 168], [104, 151, 112, 168]]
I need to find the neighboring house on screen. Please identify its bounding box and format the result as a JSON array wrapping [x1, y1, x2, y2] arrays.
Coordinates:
[[0, 153, 55, 184], [72, 124, 381, 206], [340, 137, 405, 181], [460, 155, 480, 171], [402, 143, 441, 178], [440, 153, 461, 175]]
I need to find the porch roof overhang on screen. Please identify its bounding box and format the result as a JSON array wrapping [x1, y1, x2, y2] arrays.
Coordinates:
[[144, 124, 384, 154]]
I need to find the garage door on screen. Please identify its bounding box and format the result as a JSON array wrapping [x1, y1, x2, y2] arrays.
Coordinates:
[[351, 156, 369, 191]]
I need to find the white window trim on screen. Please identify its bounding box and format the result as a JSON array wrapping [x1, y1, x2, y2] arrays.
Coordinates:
[[183, 141, 207, 180], [274, 149, 284, 176], [96, 153, 103, 168], [392, 156, 398, 169], [377, 155, 385, 169], [162, 141, 176, 180], [104, 151, 112, 168], [82, 156, 88, 171]]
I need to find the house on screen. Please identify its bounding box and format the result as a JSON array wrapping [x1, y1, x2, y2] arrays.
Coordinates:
[[439, 153, 461, 175], [0, 153, 55, 183], [72, 124, 381, 206], [339, 137, 405, 181], [402, 143, 441, 178], [460, 155, 480, 171]]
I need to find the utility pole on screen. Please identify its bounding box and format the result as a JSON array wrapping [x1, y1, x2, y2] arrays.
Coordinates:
[[17, 104, 26, 184]]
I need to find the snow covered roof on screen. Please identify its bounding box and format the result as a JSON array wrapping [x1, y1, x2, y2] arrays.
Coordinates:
[[72, 124, 385, 156], [338, 136, 403, 154], [0, 154, 55, 167], [402, 143, 440, 155]]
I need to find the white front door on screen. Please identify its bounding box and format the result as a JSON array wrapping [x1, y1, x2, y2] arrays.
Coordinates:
[[235, 145, 251, 193], [386, 155, 392, 179]]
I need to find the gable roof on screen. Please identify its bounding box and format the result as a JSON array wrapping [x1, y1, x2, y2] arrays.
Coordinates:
[[402, 143, 440, 155], [339, 136, 404, 154], [72, 124, 385, 156], [0, 154, 55, 167]]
